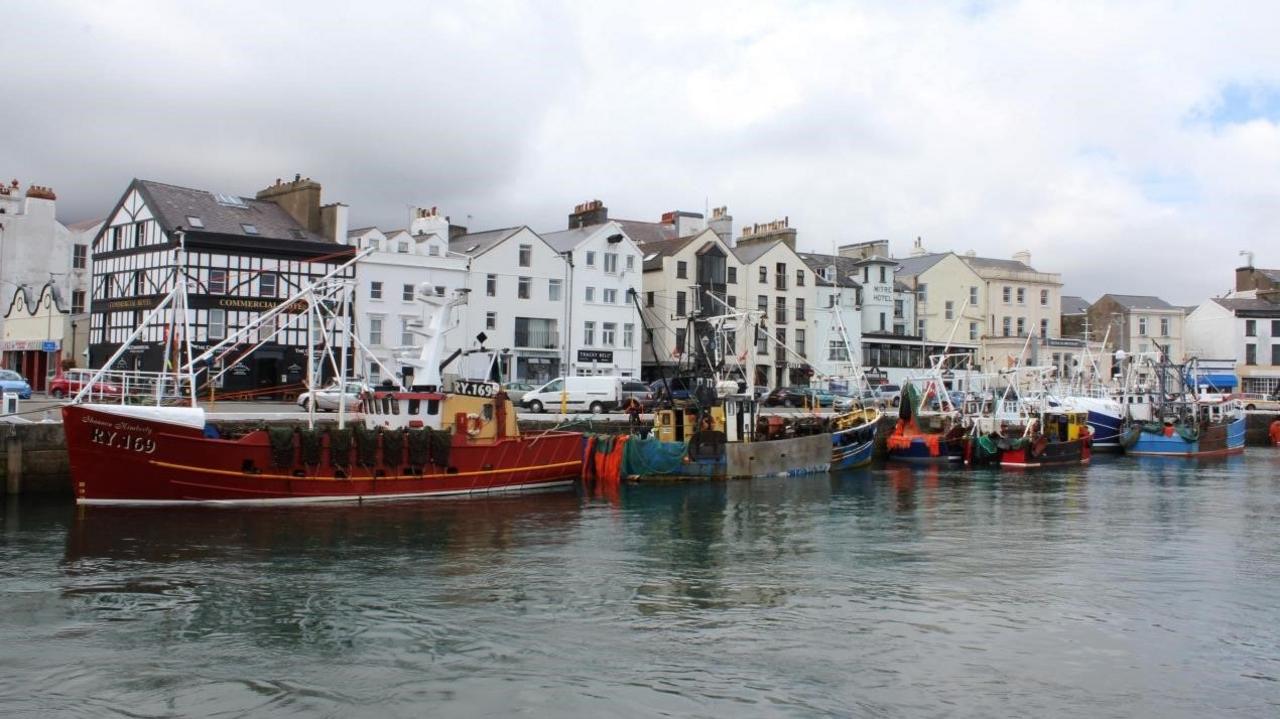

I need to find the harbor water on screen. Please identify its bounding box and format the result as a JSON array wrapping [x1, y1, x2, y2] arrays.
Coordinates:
[[2, 453, 1279, 717]]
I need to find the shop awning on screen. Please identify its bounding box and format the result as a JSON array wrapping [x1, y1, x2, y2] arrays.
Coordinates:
[[1190, 373, 1237, 389]]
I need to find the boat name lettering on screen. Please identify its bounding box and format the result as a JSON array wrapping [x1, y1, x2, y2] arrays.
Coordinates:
[[89, 427, 156, 454], [454, 380, 497, 397], [81, 415, 156, 434]]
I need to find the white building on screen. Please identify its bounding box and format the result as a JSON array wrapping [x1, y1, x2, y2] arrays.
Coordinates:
[[542, 221, 644, 378], [344, 207, 468, 387], [0, 180, 76, 389], [1185, 295, 1280, 394], [450, 226, 566, 384], [798, 252, 864, 388]]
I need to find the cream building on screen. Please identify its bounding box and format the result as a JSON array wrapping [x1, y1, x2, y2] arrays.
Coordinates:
[[733, 232, 819, 389]]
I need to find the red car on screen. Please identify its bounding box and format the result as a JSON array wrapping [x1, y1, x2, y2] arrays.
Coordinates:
[[47, 371, 122, 399]]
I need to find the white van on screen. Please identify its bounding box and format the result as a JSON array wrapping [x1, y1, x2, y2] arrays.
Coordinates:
[[522, 376, 623, 414]]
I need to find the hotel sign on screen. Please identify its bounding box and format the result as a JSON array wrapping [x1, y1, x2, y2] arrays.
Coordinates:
[[104, 298, 158, 311], [214, 298, 308, 313], [577, 349, 613, 363]]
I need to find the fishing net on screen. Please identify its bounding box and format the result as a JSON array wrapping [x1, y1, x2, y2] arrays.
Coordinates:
[[621, 436, 689, 476], [354, 425, 379, 467], [328, 427, 352, 467], [267, 426, 296, 468], [299, 428, 324, 466], [381, 428, 404, 467], [407, 428, 431, 466]]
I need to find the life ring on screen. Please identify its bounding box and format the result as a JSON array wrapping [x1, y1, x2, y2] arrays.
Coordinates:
[[465, 413, 484, 437]]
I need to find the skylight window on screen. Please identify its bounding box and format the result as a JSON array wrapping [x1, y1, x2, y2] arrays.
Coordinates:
[[289, 229, 306, 239], [186, 215, 204, 228], [241, 223, 259, 235], [213, 192, 248, 208], [643, 252, 658, 262], [466, 244, 479, 253]]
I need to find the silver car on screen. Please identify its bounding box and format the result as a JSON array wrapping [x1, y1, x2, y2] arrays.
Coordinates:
[[297, 381, 367, 412]]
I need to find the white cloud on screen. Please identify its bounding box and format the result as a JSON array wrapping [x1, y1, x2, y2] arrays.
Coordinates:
[[6, 0, 1280, 303]]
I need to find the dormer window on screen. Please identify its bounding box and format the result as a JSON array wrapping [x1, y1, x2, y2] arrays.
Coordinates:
[[186, 216, 204, 228], [241, 223, 259, 235]]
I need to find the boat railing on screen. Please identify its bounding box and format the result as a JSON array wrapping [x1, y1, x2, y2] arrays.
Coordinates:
[[76, 369, 197, 405]]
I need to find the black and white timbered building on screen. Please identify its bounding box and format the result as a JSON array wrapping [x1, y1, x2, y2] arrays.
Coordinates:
[[89, 177, 355, 395]]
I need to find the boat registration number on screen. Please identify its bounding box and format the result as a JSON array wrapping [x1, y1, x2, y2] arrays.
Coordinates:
[[454, 380, 498, 397], [89, 427, 157, 454]]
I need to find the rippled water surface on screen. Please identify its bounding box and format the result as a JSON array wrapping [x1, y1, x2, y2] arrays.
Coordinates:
[[3, 453, 1280, 717]]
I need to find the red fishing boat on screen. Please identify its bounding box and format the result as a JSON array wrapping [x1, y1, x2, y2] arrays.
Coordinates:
[[62, 247, 582, 505]]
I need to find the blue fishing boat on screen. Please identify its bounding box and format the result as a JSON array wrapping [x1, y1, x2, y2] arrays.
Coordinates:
[[830, 406, 881, 470], [1117, 353, 1245, 458]]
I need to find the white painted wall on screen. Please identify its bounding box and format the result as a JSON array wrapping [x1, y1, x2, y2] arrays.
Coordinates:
[[562, 224, 644, 378], [458, 227, 566, 383]]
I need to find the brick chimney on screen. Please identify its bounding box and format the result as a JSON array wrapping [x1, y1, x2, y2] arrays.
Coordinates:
[[568, 199, 608, 229], [708, 206, 733, 245], [257, 174, 323, 235], [736, 217, 796, 250]]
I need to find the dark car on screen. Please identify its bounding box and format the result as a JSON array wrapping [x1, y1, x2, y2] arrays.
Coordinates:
[[648, 377, 700, 402], [621, 380, 654, 408], [765, 386, 832, 407]]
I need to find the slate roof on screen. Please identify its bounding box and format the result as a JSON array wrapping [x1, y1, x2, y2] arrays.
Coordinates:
[[1061, 295, 1091, 315], [1212, 296, 1280, 313], [135, 180, 328, 243], [731, 241, 779, 265], [891, 253, 948, 277], [962, 255, 1036, 273], [614, 219, 678, 246], [66, 218, 103, 233], [347, 226, 378, 237], [1100, 294, 1178, 311], [448, 226, 526, 258], [639, 235, 700, 271], [797, 251, 863, 288], [1260, 269, 1280, 283], [541, 226, 597, 254]]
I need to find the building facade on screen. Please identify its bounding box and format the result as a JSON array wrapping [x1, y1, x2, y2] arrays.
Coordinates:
[[798, 252, 864, 386], [1185, 265, 1280, 395], [733, 229, 818, 388], [1086, 294, 1186, 361], [88, 177, 355, 395], [450, 226, 565, 384], [0, 181, 81, 389], [960, 250, 1063, 371], [345, 207, 468, 387], [637, 228, 741, 381], [542, 221, 644, 378]]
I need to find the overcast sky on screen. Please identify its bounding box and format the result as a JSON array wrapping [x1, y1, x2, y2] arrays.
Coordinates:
[[6, 0, 1280, 304]]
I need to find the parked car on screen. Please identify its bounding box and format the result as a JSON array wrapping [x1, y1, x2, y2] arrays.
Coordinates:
[[621, 380, 654, 408], [523, 376, 623, 414], [647, 377, 702, 403], [1230, 392, 1280, 411], [501, 382, 535, 404], [873, 383, 902, 407], [834, 389, 879, 412], [47, 370, 121, 399], [0, 370, 32, 400], [297, 381, 368, 412], [764, 386, 833, 407]]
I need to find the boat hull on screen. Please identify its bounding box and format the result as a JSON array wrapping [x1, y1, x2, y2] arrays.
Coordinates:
[[626, 432, 832, 481], [1125, 416, 1246, 458], [886, 436, 965, 464], [998, 437, 1091, 468], [1084, 409, 1123, 453], [831, 410, 880, 470], [62, 404, 584, 505]]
